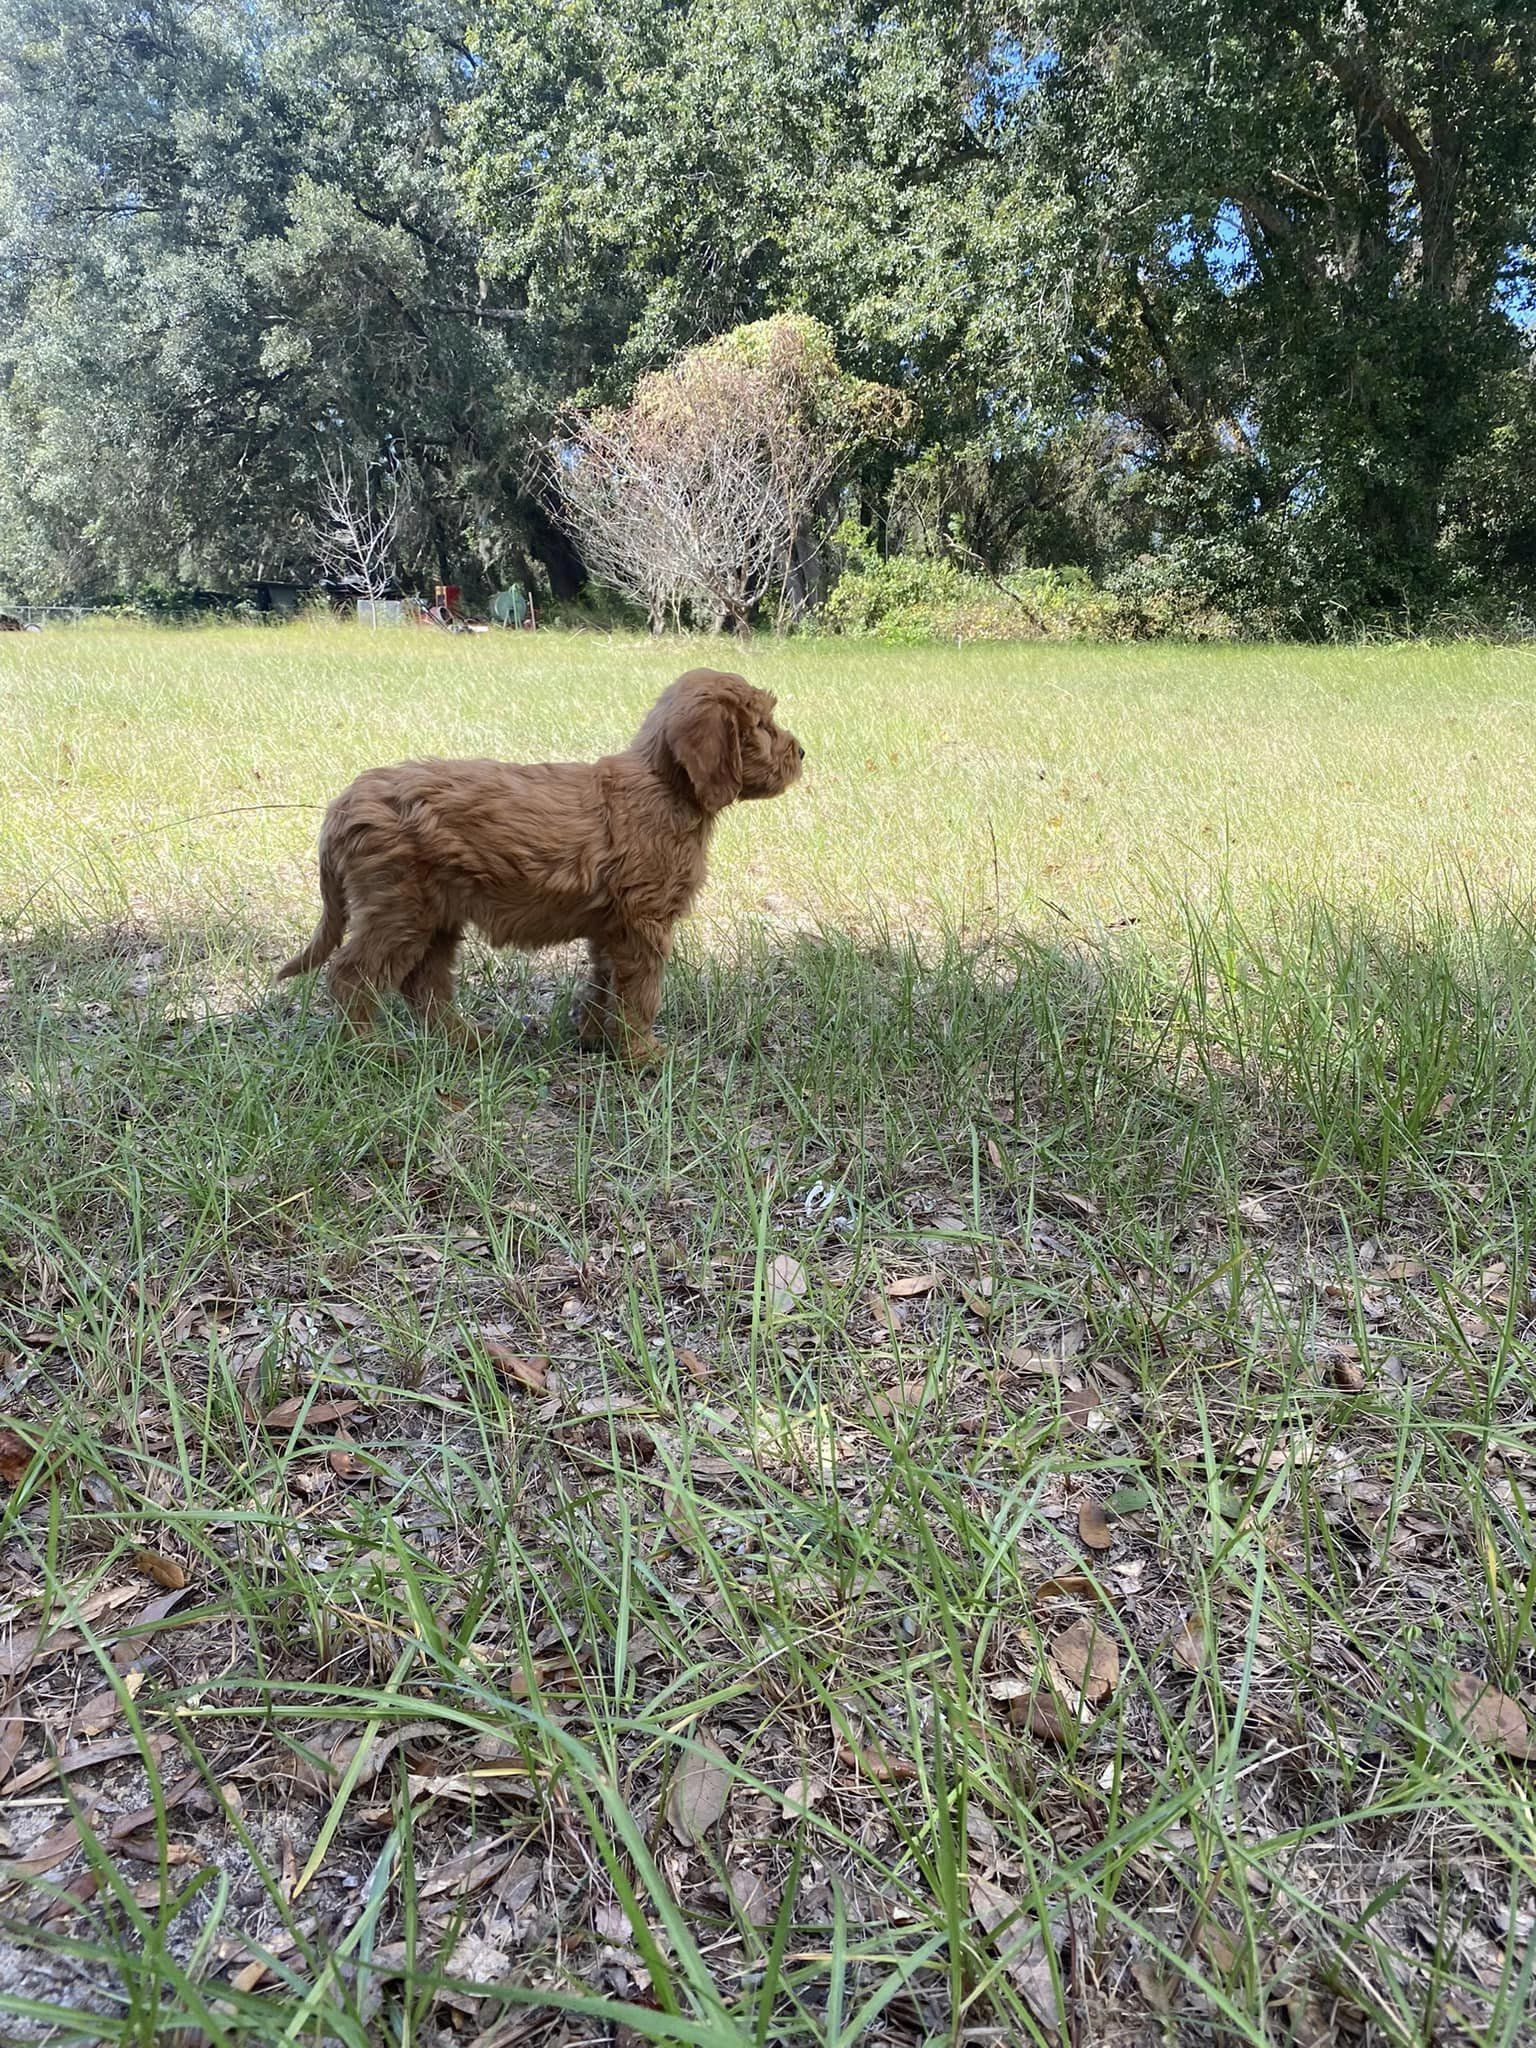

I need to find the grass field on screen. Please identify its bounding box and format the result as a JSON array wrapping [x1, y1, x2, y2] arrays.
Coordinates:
[[2, 623, 1536, 2046]]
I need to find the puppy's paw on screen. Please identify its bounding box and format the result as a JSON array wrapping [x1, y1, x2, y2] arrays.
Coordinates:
[[618, 1030, 664, 1068], [573, 1009, 610, 1051], [434, 1009, 490, 1050]]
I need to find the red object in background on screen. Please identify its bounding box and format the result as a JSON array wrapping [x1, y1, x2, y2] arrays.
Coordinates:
[[435, 584, 461, 612]]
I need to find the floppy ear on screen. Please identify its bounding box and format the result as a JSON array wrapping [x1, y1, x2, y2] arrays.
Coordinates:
[[666, 687, 743, 814]]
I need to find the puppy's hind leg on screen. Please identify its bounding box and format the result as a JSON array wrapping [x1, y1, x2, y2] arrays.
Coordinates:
[[326, 946, 381, 1035], [400, 927, 481, 1044], [327, 915, 427, 1037], [572, 942, 615, 1049]]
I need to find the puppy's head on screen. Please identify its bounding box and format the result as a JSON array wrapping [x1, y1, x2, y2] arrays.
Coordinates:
[[637, 668, 804, 815]]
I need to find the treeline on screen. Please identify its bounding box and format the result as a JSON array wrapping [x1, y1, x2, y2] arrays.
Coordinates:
[[1, 1, 1533, 637]]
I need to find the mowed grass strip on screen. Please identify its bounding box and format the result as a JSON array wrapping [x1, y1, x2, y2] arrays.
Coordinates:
[[0, 626, 1534, 2046]]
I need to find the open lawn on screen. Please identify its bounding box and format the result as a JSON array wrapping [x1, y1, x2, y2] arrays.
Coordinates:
[[2, 624, 1536, 2047]]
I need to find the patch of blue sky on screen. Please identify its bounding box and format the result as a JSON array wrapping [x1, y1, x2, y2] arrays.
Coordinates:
[[1166, 203, 1251, 290]]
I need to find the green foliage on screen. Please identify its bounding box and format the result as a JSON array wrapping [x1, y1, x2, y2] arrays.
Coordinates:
[[821, 531, 1117, 643], [821, 540, 1245, 643], [458, 0, 1037, 563], [1026, 0, 1536, 626], [2, 0, 1534, 633], [0, 0, 564, 600]]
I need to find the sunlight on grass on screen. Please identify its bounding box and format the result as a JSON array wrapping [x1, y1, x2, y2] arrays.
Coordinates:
[[4, 624, 1536, 943]]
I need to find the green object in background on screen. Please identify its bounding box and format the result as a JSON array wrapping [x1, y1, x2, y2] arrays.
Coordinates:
[[491, 585, 528, 628]]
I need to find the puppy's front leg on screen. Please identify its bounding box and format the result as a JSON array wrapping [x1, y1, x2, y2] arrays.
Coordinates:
[[608, 938, 667, 1066]]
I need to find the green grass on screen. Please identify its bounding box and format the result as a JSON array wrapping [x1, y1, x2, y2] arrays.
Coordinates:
[[7, 621, 1536, 937], [1, 622, 1535, 2046]]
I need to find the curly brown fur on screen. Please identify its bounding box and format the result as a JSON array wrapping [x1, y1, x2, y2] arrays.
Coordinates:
[[277, 668, 803, 1060]]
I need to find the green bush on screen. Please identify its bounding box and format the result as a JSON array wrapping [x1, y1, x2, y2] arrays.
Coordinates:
[[821, 531, 1116, 643]]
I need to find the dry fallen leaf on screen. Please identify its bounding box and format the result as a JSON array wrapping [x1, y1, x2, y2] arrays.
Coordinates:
[[262, 1396, 362, 1431], [1171, 1613, 1208, 1673], [836, 1724, 918, 1783], [1196, 1920, 1242, 1973], [485, 1346, 549, 1393], [107, 1766, 198, 1846], [329, 1719, 440, 1785], [1450, 1672, 1533, 1758], [869, 1378, 930, 1420], [440, 1932, 513, 1988], [0, 1715, 26, 1787], [884, 1271, 939, 1299], [1048, 1617, 1119, 1710], [1132, 1957, 1180, 2013], [1, 1813, 88, 1879], [666, 1732, 732, 1845], [678, 1347, 710, 1384], [1061, 1384, 1105, 1433], [505, 1653, 582, 1700], [110, 1585, 194, 1675], [133, 1549, 188, 1591], [1007, 1685, 1077, 1743], [1034, 1571, 1098, 1603], [1077, 1498, 1113, 1551], [0, 1623, 78, 1683], [968, 1875, 1061, 2027], [0, 1428, 39, 1489], [780, 1771, 827, 1820], [1282, 1991, 1334, 2048], [1032, 1186, 1100, 1224], [592, 1898, 633, 1944], [767, 1254, 809, 1315], [2, 1732, 159, 1798], [1017, 1318, 1089, 1365], [726, 1864, 776, 1928], [419, 1842, 519, 1903], [406, 1770, 537, 1807]]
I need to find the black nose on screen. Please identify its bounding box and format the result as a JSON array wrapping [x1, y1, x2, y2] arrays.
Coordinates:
[[797, 742, 806, 761]]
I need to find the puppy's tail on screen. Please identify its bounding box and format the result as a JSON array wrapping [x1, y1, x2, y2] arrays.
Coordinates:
[[276, 839, 346, 981]]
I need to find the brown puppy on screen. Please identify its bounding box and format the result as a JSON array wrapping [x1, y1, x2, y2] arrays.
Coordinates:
[[277, 667, 803, 1059]]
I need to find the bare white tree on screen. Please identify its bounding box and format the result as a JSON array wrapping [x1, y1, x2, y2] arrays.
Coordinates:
[[306, 447, 403, 620], [552, 384, 801, 637], [548, 320, 901, 636], [549, 419, 690, 633]]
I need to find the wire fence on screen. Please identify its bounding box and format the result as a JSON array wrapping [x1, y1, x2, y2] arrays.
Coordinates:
[[2, 604, 94, 628]]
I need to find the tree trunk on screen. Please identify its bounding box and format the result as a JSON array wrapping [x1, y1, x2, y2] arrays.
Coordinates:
[[781, 522, 811, 625], [521, 496, 588, 600]]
